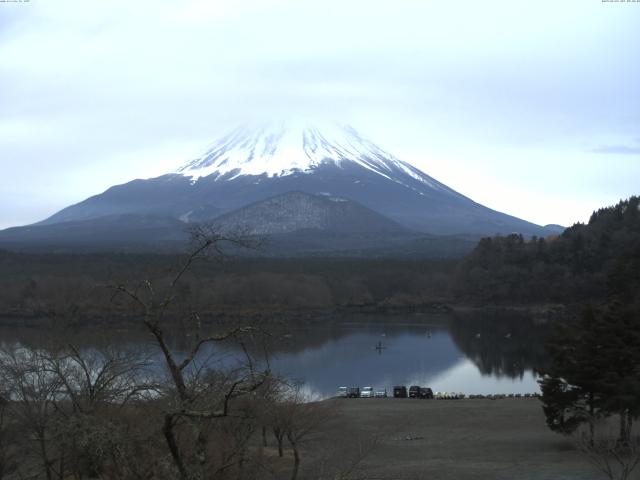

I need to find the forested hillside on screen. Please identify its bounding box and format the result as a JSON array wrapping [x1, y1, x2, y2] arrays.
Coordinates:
[[455, 196, 640, 305]]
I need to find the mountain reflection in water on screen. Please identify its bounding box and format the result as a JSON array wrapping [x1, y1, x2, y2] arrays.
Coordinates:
[[257, 315, 548, 398], [0, 312, 549, 398]]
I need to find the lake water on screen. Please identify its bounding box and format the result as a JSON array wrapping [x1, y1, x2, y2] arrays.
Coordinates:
[[242, 319, 546, 398], [0, 311, 549, 399], [177, 311, 549, 398]]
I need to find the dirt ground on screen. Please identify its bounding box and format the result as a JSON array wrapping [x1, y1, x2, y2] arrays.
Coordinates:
[[303, 398, 603, 480]]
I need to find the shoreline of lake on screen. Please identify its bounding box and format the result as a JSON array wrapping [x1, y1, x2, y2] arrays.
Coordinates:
[[0, 300, 571, 328]]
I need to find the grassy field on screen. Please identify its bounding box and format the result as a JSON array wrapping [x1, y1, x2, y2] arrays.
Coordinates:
[[304, 397, 601, 480]]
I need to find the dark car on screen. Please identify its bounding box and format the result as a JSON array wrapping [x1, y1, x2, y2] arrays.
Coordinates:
[[393, 386, 407, 398], [409, 385, 421, 398], [419, 387, 434, 399], [347, 387, 360, 398]]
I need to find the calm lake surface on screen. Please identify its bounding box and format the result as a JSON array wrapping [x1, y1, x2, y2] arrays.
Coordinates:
[[0, 311, 549, 399], [242, 315, 548, 398]]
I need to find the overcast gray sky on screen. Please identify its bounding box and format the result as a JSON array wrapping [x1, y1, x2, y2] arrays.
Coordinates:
[[1, 0, 639, 229]]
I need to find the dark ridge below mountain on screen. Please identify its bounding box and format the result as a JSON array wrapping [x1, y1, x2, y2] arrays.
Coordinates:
[[212, 191, 409, 235]]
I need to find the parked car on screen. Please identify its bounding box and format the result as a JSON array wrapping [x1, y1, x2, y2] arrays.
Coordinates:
[[347, 387, 360, 398], [337, 386, 348, 398], [374, 388, 388, 398], [393, 386, 407, 398], [419, 387, 434, 399], [409, 385, 421, 398], [360, 386, 374, 398]]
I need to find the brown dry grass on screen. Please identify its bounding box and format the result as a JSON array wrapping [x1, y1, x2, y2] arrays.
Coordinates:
[[304, 397, 601, 480]]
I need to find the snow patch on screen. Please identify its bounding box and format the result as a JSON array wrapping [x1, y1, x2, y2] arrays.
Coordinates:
[[179, 210, 194, 223], [175, 121, 462, 199]]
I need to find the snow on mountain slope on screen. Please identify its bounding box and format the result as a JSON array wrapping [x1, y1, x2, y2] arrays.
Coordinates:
[[176, 121, 456, 196]]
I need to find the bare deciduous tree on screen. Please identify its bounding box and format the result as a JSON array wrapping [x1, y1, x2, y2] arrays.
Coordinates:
[[0, 347, 63, 480], [0, 226, 378, 480], [0, 385, 17, 480], [0, 341, 160, 480], [263, 384, 333, 480], [111, 225, 272, 480], [48, 344, 153, 414], [575, 422, 640, 480]]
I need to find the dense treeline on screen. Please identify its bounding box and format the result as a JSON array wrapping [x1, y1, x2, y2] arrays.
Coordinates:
[[527, 198, 640, 463], [0, 252, 456, 322], [539, 302, 640, 443], [456, 196, 640, 305], [450, 195, 640, 472], [1, 196, 638, 322]]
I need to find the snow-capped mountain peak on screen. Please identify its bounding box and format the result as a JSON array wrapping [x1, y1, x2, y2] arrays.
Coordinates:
[[175, 121, 452, 194]]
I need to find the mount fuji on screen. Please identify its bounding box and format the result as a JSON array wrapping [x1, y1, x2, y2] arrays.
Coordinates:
[[0, 121, 559, 255]]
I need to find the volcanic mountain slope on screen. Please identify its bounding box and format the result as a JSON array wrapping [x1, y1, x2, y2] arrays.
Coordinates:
[[35, 121, 552, 237]]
